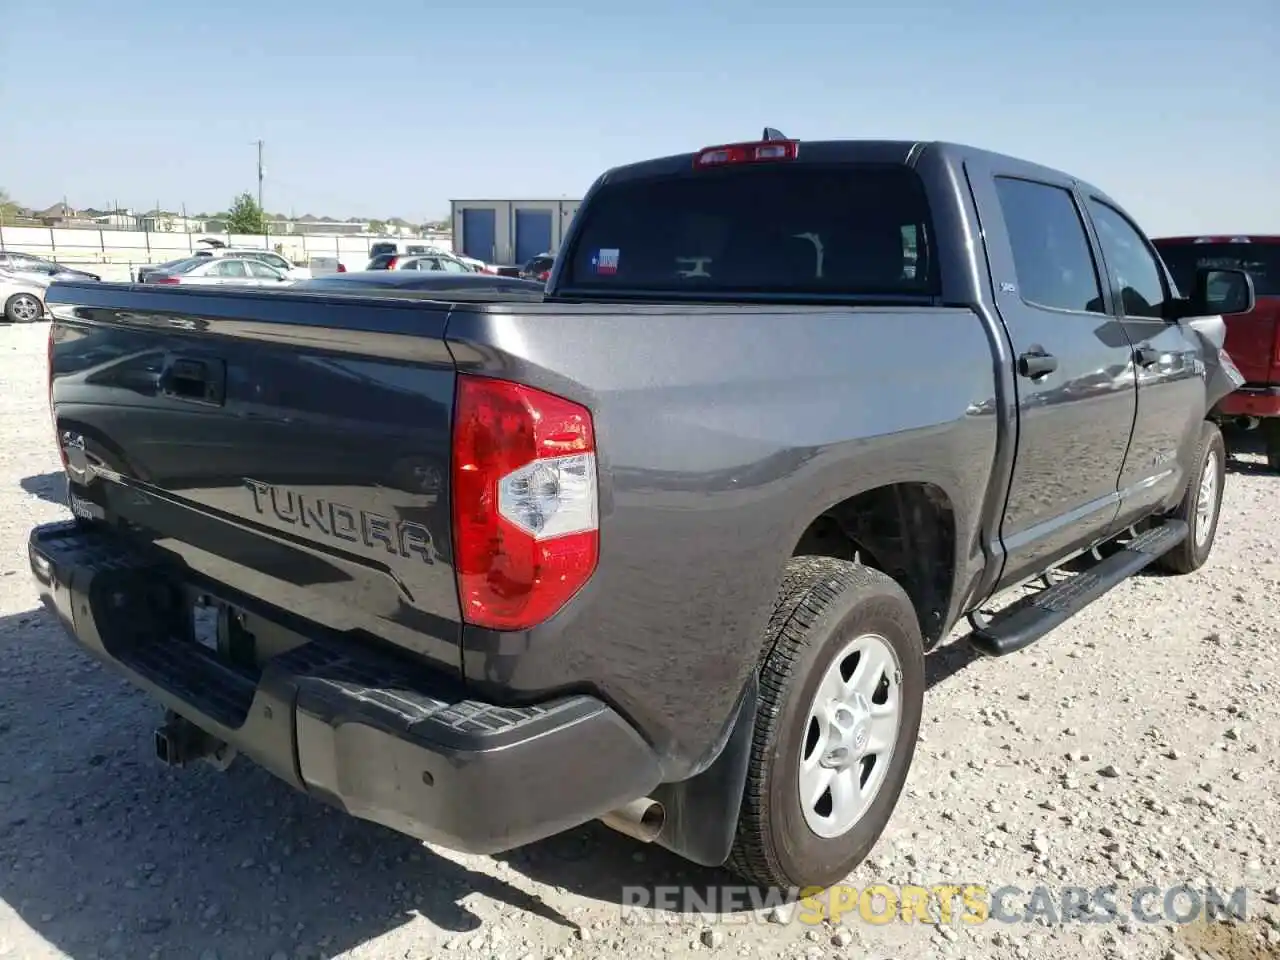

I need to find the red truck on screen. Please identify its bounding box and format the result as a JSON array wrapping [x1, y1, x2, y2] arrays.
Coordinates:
[[1153, 235, 1280, 468]]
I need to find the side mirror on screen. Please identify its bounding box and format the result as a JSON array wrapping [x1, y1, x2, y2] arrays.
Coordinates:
[[1173, 267, 1255, 319]]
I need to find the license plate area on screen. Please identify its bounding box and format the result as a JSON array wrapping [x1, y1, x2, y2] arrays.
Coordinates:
[[189, 593, 257, 669]]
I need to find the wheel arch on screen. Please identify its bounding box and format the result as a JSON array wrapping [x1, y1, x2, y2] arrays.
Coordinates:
[[789, 479, 962, 648]]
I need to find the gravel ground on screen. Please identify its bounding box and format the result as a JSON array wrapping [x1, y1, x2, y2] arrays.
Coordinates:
[[2, 320, 1278, 960]]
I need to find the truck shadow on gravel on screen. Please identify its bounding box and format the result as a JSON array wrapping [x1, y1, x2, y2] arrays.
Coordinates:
[[0, 607, 635, 960], [1222, 427, 1276, 476], [0, 599, 985, 960], [20, 472, 66, 506]]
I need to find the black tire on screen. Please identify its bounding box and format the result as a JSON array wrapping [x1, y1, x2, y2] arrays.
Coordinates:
[[1157, 420, 1226, 575], [1265, 419, 1280, 473], [4, 292, 44, 324], [726, 557, 925, 890]]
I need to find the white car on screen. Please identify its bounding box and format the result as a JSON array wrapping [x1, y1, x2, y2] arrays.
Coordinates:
[[189, 241, 312, 281], [1, 270, 48, 323], [142, 256, 294, 287]]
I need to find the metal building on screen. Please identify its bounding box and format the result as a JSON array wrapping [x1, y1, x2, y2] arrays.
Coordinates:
[[449, 199, 581, 267]]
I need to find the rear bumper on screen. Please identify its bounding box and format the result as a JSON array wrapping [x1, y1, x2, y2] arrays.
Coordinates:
[[28, 520, 661, 854], [1215, 385, 1280, 419]]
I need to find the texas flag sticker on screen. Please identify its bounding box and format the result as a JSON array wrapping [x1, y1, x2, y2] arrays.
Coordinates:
[[592, 248, 620, 275]]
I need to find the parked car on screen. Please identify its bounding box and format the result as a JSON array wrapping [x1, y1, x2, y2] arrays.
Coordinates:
[[0, 253, 100, 282], [364, 252, 474, 273], [291, 270, 545, 297], [141, 256, 292, 287], [1153, 235, 1280, 468], [0, 270, 49, 322], [306, 256, 348, 276], [133, 241, 312, 283], [368, 241, 491, 273], [136, 257, 196, 284], [519, 253, 555, 282], [137, 249, 309, 284], [36, 132, 1252, 892]]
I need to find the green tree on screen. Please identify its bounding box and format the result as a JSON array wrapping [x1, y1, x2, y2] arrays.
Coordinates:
[[225, 192, 267, 234], [0, 188, 21, 224], [369, 219, 387, 234]]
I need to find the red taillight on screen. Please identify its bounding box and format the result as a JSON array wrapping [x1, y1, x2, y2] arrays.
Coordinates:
[[694, 139, 799, 169], [151, 275, 180, 284], [386, 256, 399, 270], [537, 270, 550, 282], [337, 262, 347, 272], [451, 374, 599, 631]]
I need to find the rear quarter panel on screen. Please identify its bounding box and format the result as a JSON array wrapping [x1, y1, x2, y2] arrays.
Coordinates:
[[446, 303, 999, 779]]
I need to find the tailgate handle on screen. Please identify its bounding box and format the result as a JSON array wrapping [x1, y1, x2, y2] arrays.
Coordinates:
[[160, 356, 226, 405]]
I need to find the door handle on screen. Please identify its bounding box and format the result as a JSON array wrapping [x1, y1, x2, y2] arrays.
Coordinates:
[[1134, 345, 1161, 367], [159, 356, 226, 405], [1017, 350, 1058, 380]]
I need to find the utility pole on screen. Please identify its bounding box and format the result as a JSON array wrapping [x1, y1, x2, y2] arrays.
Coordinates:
[[255, 138, 266, 245]]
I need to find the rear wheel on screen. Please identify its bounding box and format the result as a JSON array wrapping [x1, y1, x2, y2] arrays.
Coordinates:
[[1157, 420, 1226, 574], [726, 557, 925, 890], [4, 293, 42, 323]]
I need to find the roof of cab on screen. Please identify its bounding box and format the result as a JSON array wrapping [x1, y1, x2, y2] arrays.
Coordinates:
[[591, 135, 1122, 217]]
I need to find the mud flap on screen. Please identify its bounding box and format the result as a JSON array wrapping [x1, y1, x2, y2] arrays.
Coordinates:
[[648, 678, 757, 867]]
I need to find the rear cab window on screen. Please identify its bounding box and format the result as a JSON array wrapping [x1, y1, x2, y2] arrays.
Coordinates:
[[1153, 240, 1280, 298], [560, 164, 937, 299]]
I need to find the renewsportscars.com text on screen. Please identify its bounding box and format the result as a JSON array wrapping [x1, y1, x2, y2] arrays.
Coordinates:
[[619, 883, 1251, 926]]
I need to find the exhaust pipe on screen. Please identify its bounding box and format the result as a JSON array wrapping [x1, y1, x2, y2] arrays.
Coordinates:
[[600, 797, 666, 843]]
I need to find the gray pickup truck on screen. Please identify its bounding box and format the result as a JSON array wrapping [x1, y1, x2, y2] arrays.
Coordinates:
[[32, 131, 1253, 892]]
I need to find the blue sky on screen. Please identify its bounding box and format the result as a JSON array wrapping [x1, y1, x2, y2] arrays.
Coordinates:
[[4, 0, 1277, 233]]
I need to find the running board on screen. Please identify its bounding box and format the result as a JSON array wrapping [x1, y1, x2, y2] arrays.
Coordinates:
[[968, 520, 1188, 657]]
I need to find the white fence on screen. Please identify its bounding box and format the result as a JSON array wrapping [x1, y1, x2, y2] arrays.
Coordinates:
[[0, 226, 455, 280]]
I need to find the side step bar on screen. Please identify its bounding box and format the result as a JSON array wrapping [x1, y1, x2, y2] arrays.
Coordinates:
[[968, 520, 1188, 657]]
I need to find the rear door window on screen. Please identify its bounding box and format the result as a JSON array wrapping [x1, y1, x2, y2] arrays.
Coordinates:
[[994, 177, 1106, 315], [563, 164, 937, 297], [212, 260, 248, 277], [1154, 241, 1280, 298]]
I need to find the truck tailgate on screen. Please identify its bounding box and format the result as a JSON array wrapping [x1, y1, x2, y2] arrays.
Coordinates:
[[46, 283, 463, 674], [1223, 298, 1280, 385]]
